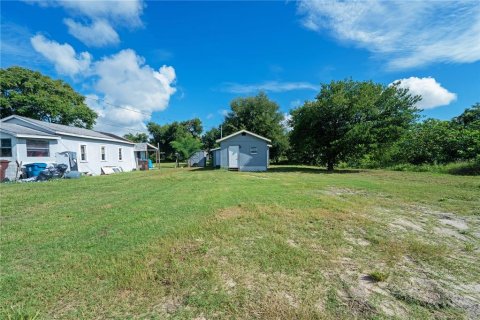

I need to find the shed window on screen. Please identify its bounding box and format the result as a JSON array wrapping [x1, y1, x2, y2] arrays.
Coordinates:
[[250, 146, 258, 154], [1, 138, 12, 157], [80, 145, 87, 161], [118, 148, 123, 161], [101, 146, 106, 161], [26, 140, 49, 157]]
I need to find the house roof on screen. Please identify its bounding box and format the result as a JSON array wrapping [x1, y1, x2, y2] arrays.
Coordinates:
[[216, 129, 271, 143], [0, 122, 60, 139], [134, 142, 158, 151], [1, 115, 134, 144]]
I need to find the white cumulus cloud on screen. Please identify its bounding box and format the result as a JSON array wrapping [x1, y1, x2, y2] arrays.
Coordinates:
[[31, 34, 177, 134], [393, 77, 457, 109], [297, 0, 480, 70], [94, 49, 176, 112], [64, 19, 120, 47], [26, 0, 144, 47], [91, 50, 176, 133], [30, 34, 91, 76]]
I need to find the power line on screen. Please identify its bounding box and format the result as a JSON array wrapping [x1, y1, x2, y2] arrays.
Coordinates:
[[100, 121, 148, 133]]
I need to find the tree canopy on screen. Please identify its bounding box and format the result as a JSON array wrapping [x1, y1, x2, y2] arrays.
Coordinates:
[[221, 92, 288, 162], [0, 66, 97, 128], [453, 103, 480, 130], [170, 135, 203, 163], [202, 127, 221, 151], [289, 80, 420, 170], [148, 118, 203, 160], [123, 132, 149, 143]]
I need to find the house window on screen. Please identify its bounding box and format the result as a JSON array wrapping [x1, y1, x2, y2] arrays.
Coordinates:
[[0, 139, 12, 157], [80, 145, 87, 161], [250, 146, 258, 154], [118, 148, 123, 161], [26, 140, 49, 157], [101, 146, 106, 161]]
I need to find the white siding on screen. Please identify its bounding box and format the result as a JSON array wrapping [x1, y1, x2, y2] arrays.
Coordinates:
[[0, 133, 136, 180], [54, 136, 136, 175]]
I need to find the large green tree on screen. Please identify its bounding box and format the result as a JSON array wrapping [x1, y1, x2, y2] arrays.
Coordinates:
[[0, 66, 97, 128], [170, 135, 203, 166], [148, 118, 203, 160], [390, 104, 480, 165], [222, 92, 288, 162], [453, 103, 480, 130], [392, 119, 461, 165], [289, 80, 420, 170]]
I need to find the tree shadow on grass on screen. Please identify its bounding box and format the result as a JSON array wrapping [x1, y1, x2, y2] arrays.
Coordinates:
[[267, 166, 362, 174], [446, 163, 480, 176], [189, 166, 216, 171]]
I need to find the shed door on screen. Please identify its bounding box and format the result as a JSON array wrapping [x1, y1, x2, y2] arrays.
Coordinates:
[[228, 146, 239, 168]]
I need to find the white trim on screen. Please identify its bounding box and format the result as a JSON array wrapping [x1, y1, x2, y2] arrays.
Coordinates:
[[216, 130, 271, 143], [57, 132, 135, 145], [239, 166, 267, 172], [17, 134, 60, 140], [210, 147, 220, 151]]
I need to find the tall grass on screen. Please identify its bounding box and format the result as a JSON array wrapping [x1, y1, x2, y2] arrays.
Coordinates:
[[387, 161, 480, 176]]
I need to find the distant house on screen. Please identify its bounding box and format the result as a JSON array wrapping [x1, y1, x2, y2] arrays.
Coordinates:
[[0, 115, 136, 179], [212, 130, 271, 171]]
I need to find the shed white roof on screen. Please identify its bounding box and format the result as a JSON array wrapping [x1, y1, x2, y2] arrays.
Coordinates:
[[216, 129, 271, 143]]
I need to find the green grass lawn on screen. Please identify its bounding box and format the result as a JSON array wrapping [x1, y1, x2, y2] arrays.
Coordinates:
[[1, 166, 479, 319]]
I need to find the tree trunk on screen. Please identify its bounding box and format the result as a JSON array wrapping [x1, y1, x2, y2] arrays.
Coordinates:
[[327, 160, 334, 172]]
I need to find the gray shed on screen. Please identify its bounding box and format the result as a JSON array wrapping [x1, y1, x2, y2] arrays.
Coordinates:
[[211, 147, 221, 168], [188, 150, 207, 167], [215, 130, 271, 171]]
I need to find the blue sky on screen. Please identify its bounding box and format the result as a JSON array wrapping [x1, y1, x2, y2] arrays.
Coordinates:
[[2, 0, 479, 135]]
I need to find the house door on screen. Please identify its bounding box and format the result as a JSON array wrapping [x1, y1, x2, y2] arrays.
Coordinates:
[[228, 146, 239, 168]]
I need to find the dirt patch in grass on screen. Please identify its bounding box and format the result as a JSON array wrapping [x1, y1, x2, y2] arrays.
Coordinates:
[[390, 218, 425, 232], [344, 231, 370, 246], [216, 206, 251, 220], [322, 186, 367, 196]]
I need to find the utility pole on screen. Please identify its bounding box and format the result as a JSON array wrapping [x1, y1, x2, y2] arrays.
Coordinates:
[[157, 143, 160, 169], [220, 125, 223, 138]]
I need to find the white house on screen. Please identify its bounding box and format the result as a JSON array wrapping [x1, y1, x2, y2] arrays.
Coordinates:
[[0, 115, 136, 180]]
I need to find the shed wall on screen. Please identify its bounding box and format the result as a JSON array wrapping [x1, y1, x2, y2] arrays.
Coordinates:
[[219, 134, 269, 171]]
